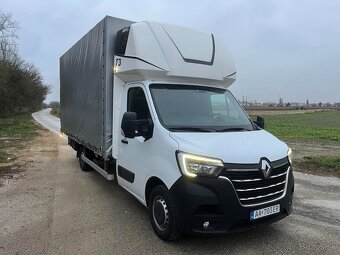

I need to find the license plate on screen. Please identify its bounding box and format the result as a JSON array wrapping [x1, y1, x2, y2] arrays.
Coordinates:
[[250, 204, 280, 220]]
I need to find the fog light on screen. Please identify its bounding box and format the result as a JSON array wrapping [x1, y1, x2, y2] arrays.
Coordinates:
[[203, 221, 210, 229]]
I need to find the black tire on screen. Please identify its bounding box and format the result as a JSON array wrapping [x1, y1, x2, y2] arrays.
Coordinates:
[[149, 185, 181, 241], [78, 147, 93, 172]]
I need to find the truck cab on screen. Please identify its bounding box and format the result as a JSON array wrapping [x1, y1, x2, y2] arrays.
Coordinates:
[[60, 17, 294, 241]]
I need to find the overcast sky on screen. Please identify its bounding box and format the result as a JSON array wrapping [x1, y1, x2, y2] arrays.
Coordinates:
[[2, 0, 340, 103]]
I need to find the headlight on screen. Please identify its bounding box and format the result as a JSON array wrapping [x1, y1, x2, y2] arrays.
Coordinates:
[[288, 147, 293, 164], [177, 152, 224, 177]]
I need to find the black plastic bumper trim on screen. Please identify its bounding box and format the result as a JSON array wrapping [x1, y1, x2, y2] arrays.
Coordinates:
[[170, 169, 294, 235]]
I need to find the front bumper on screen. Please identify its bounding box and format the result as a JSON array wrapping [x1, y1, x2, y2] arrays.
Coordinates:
[[170, 168, 294, 235]]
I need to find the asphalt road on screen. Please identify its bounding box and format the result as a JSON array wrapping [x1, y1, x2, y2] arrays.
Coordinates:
[[32, 108, 61, 134], [0, 109, 339, 254]]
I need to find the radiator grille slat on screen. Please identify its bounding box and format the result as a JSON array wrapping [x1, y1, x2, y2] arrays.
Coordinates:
[[220, 160, 290, 206]]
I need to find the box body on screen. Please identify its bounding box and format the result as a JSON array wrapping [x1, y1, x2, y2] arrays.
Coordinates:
[[60, 16, 134, 159]]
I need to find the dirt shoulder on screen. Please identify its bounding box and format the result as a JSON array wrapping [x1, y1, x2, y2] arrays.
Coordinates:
[[287, 141, 340, 177], [0, 123, 51, 186], [0, 124, 59, 254], [288, 141, 340, 161]]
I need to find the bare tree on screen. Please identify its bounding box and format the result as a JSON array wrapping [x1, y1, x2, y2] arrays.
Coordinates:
[[0, 10, 50, 115], [0, 10, 19, 60]]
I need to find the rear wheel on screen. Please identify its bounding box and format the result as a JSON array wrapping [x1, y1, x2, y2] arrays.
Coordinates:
[[149, 185, 181, 241], [78, 147, 92, 172]]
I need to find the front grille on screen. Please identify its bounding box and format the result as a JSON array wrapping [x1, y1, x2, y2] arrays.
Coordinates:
[[220, 158, 290, 206]]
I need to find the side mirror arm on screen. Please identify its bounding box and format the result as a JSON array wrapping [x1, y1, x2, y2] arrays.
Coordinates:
[[254, 115, 265, 129]]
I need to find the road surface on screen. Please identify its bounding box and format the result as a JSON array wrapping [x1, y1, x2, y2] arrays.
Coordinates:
[[32, 108, 61, 134], [0, 109, 339, 254]]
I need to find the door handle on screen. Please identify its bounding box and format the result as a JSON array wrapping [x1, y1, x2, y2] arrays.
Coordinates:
[[121, 139, 128, 144]]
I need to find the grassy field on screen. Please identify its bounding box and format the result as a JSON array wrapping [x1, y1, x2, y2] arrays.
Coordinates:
[[0, 114, 37, 163], [262, 111, 340, 143], [252, 110, 340, 177]]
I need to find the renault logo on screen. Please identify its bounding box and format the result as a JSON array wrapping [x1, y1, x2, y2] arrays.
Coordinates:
[[260, 158, 272, 178]]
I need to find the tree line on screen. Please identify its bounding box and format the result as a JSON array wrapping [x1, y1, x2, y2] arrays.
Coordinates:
[[0, 10, 50, 116]]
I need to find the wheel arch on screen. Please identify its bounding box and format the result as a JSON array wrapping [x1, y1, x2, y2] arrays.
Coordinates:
[[145, 176, 166, 207]]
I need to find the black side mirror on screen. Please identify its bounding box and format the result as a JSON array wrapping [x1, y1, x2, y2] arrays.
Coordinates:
[[138, 119, 154, 140], [254, 115, 265, 129], [121, 112, 139, 138], [121, 112, 154, 139]]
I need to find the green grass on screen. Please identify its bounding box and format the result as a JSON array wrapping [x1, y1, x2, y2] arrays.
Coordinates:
[[262, 111, 340, 143], [0, 114, 37, 163], [294, 156, 340, 177], [252, 110, 340, 176], [0, 151, 10, 163]]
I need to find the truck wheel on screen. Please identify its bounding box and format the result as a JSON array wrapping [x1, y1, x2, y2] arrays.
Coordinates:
[[78, 147, 92, 172], [149, 185, 181, 241]]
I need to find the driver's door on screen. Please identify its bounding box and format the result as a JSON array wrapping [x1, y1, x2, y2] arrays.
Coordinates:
[[117, 84, 153, 201]]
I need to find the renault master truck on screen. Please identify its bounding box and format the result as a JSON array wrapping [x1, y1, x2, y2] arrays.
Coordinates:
[[60, 16, 294, 241]]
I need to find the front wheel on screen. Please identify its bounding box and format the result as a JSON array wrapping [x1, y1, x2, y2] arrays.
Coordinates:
[[149, 185, 181, 241]]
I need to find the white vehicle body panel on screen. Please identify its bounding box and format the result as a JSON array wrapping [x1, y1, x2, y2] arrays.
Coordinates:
[[170, 130, 288, 164], [116, 83, 181, 205], [115, 21, 236, 86], [112, 75, 125, 159], [161, 23, 213, 62]]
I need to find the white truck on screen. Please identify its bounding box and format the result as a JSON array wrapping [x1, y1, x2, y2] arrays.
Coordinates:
[[60, 16, 294, 241]]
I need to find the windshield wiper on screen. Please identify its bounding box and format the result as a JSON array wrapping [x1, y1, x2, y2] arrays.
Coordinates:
[[216, 127, 252, 132], [169, 127, 215, 132]]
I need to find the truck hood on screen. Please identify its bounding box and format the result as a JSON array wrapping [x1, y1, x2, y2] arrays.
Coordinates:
[[169, 130, 288, 164]]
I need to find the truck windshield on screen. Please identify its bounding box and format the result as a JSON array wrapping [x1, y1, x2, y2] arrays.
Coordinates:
[[150, 84, 254, 132]]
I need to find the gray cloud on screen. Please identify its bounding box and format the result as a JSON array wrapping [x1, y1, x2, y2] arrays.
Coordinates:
[[2, 0, 340, 103]]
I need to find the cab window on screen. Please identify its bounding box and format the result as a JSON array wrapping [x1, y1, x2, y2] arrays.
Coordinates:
[[127, 87, 151, 120]]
